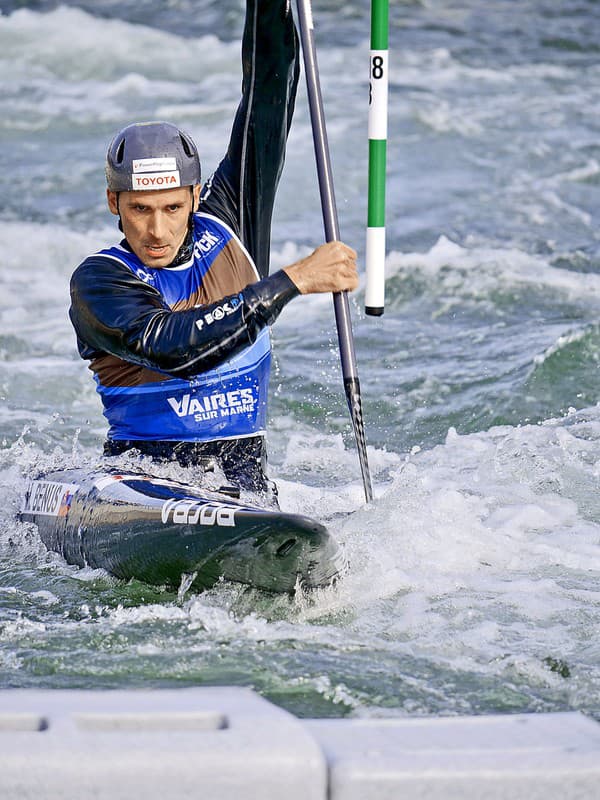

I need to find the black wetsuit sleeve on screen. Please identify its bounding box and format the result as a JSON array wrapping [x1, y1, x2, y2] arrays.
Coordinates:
[[199, 0, 299, 277], [70, 256, 299, 380]]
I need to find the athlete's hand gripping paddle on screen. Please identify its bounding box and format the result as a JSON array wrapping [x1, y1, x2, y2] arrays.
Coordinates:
[[295, 0, 373, 503]]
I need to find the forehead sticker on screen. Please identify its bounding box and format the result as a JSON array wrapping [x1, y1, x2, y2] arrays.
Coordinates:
[[132, 157, 177, 174], [132, 170, 181, 190]]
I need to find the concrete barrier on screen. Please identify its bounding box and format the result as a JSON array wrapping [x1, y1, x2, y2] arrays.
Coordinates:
[[307, 712, 600, 799], [0, 688, 326, 800], [1, 688, 599, 799]]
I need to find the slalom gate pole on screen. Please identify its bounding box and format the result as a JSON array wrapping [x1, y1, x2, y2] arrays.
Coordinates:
[[365, 0, 389, 316], [295, 0, 373, 503]]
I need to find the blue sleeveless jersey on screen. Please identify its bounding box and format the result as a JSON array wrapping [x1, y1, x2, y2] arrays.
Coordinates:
[[94, 214, 271, 443]]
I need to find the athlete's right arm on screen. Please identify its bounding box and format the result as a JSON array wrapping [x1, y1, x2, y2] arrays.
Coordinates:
[[69, 257, 298, 379], [199, 0, 299, 277]]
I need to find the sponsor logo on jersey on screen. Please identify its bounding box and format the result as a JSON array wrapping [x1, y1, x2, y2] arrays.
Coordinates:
[[22, 481, 78, 517], [195, 294, 242, 331], [167, 387, 257, 424], [135, 268, 155, 283], [132, 171, 181, 190], [193, 230, 221, 259], [161, 498, 237, 527]]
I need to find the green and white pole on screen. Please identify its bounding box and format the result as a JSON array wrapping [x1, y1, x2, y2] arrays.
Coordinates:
[[365, 0, 389, 317]]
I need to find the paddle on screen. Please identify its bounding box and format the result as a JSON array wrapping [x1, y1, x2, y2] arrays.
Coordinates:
[[295, 0, 373, 503]]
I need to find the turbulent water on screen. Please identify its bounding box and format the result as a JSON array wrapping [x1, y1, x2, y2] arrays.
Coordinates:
[[1, 0, 600, 719]]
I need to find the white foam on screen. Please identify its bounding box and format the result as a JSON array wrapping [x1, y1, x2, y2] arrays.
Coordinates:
[[0, 7, 237, 82], [277, 410, 600, 678], [386, 236, 600, 302]]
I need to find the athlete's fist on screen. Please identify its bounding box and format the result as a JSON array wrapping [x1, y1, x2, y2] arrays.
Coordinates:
[[283, 241, 359, 295]]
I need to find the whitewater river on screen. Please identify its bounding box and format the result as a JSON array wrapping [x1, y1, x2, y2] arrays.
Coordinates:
[[1, 0, 600, 718]]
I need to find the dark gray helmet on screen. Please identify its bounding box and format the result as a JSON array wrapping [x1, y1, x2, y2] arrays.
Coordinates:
[[105, 121, 201, 192]]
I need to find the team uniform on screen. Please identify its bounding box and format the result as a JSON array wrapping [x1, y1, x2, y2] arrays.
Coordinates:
[[69, 0, 299, 493]]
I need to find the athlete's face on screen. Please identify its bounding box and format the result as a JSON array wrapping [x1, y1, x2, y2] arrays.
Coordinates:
[[107, 185, 200, 268]]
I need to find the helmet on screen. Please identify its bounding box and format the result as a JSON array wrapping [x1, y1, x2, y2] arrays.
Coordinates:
[[105, 121, 201, 192]]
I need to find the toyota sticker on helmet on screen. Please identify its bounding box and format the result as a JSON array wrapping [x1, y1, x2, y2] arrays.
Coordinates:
[[132, 171, 181, 190]]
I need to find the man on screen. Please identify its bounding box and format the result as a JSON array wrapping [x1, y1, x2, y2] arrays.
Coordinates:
[[69, 0, 358, 496]]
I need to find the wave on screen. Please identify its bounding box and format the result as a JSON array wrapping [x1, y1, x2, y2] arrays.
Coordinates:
[[526, 325, 600, 412], [384, 236, 600, 306], [0, 6, 238, 82]]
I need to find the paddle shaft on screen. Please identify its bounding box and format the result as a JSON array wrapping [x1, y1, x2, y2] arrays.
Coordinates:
[[295, 0, 373, 503]]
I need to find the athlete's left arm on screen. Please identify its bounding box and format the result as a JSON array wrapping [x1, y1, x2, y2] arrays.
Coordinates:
[[199, 0, 299, 278]]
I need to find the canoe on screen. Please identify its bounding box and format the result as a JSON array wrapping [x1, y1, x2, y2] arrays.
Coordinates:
[[19, 468, 346, 594]]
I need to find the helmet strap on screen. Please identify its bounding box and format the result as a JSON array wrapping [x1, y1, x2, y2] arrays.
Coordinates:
[[115, 192, 124, 232], [188, 185, 197, 231]]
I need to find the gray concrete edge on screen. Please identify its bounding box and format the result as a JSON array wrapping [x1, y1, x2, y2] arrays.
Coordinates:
[[1, 688, 599, 799]]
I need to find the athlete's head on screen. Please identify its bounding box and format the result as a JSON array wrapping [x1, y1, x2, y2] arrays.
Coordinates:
[[105, 121, 201, 268]]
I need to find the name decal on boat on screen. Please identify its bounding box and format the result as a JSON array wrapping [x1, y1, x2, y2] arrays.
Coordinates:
[[22, 480, 78, 517], [161, 498, 237, 527]]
